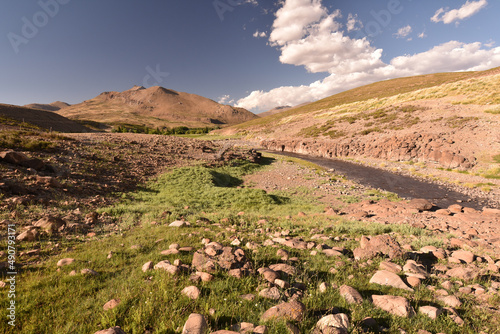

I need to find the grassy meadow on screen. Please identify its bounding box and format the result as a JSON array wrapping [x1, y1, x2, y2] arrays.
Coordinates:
[[1, 156, 498, 334]]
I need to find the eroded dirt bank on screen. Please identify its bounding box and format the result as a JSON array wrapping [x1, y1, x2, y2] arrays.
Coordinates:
[[261, 150, 499, 211], [261, 134, 476, 169]]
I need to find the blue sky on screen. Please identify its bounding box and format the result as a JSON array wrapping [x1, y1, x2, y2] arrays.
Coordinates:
[[0, 0, 499, 113]]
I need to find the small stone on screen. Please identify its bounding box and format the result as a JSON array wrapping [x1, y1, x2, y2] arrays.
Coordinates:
[[438, 295, 462, 308], [316, 314, 350, 332], [275, 279, 289, 289], [261, 300, 306, 322], [103, 299, 121, 311], [339, 285, 363, 304], [182, 313, 208, 334], [451, 250, 475, 264], [277, 249, 289, 260], [379, 261, 402, 273], [403, 260, 429, 278], [142, 261, 153, 272], [239, 294, 255, 301], [319, 282, 328, 293], [94, 326, 127, 334], [259, 287, 280, 300], [443, 307, 464, 326], [253, 325, 268, 334], [406, 276, 421, 288], [81, 268, 98, 276], [446, 267, 477, 281], [369, 270, 413, 291], [154, 261, 180, 275], [419, 306, 442, 319], [161, 249, 180, 255], [372, 295, 415, 318], [57, 258, 75, 267], [169, 220, 189, 227], [197, 272, 214, 282], [182, 286, 201, 300], [260, 268, 279, 283]]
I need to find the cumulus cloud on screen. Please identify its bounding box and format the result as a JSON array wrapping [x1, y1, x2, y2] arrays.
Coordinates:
[[253, 30, 267, 38], [236, 0, 500, 111], [431, 0, 487, 24], [418, 31, 427, 39], [394, 25, 412, 38], [346, 13, 363, 32], [268, 0, 383, 75], [218, 94, 234, 105]]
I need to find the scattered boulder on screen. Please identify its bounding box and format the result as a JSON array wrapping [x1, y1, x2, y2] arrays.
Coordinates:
[[169, 220, 190, 227], [446, 267, 478, 281], [34, 216, 66, 233], [450, 250, 475, 264], [261, 300, 306, 322], [182, 286, 201, 300], [268, 263, 297, 276], [403, 260, 429, 279], [81, 268, 98, 276], [408, 199, 433, 211], [0, 151, 29, 165], [369, 270, 413, 291], [315, 314, 350, 334], [259, 267, 279, 283], [57, 258, 75, 267], [438, 295, 462, 308], [182, 313, 208, 334], [339, 285, 363, 304], [154, 260, 180, 275], [103, 299, 121, 311], [16, 228, 39, 242], [372, 295, 415, 318], [94, 326, 127, 334], [419, 306, 442, 319], [259, 287, 280, 300], [379, 261, 402, 273], [353, 235, 403, 260], [142, 261, 153, 272]]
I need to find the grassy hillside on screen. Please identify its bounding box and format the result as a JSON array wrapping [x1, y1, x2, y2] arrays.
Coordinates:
[[3, 157, 498, 333], [231, 68, 499, 130]]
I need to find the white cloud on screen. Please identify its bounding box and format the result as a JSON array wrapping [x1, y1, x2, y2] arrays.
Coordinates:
[[394, 25, 412, 39], [253, 30, 267, 38], [236, 0, 500, 112], [418, 31, 427, 39], [431, 0, 487, 24], [346, 13, 363, 32], [237, 40, 500, 111], [218, 94, 234, 105], [268, 0, 383, 75]]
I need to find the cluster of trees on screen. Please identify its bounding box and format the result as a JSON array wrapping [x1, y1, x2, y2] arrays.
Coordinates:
[[111, 124, 216, 135]]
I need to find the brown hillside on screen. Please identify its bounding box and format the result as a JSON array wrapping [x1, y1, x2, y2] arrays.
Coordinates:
[[0, 104, 90, 133], [57, 86, 258, 128], [24, 101, 70, 112], [222, 67, 500, 173], [258, 102, 310, 118]]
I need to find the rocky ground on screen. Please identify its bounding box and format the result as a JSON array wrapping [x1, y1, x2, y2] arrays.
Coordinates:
[[0, 132, 260, 236], [1, 132, 500, 334]]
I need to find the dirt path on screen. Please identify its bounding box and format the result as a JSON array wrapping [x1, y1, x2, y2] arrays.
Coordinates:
[[265, 150, 496, 210]]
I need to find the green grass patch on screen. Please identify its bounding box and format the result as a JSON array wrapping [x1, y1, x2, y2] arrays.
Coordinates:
[[0, 130, 56, 151]]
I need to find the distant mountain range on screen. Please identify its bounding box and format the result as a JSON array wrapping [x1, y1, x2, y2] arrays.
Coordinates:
[[23, 101, 70, 112], [51, 85, 258, 128]]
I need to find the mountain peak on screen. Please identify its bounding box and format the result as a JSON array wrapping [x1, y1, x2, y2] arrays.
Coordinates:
[[128, 85, 146, 91]]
